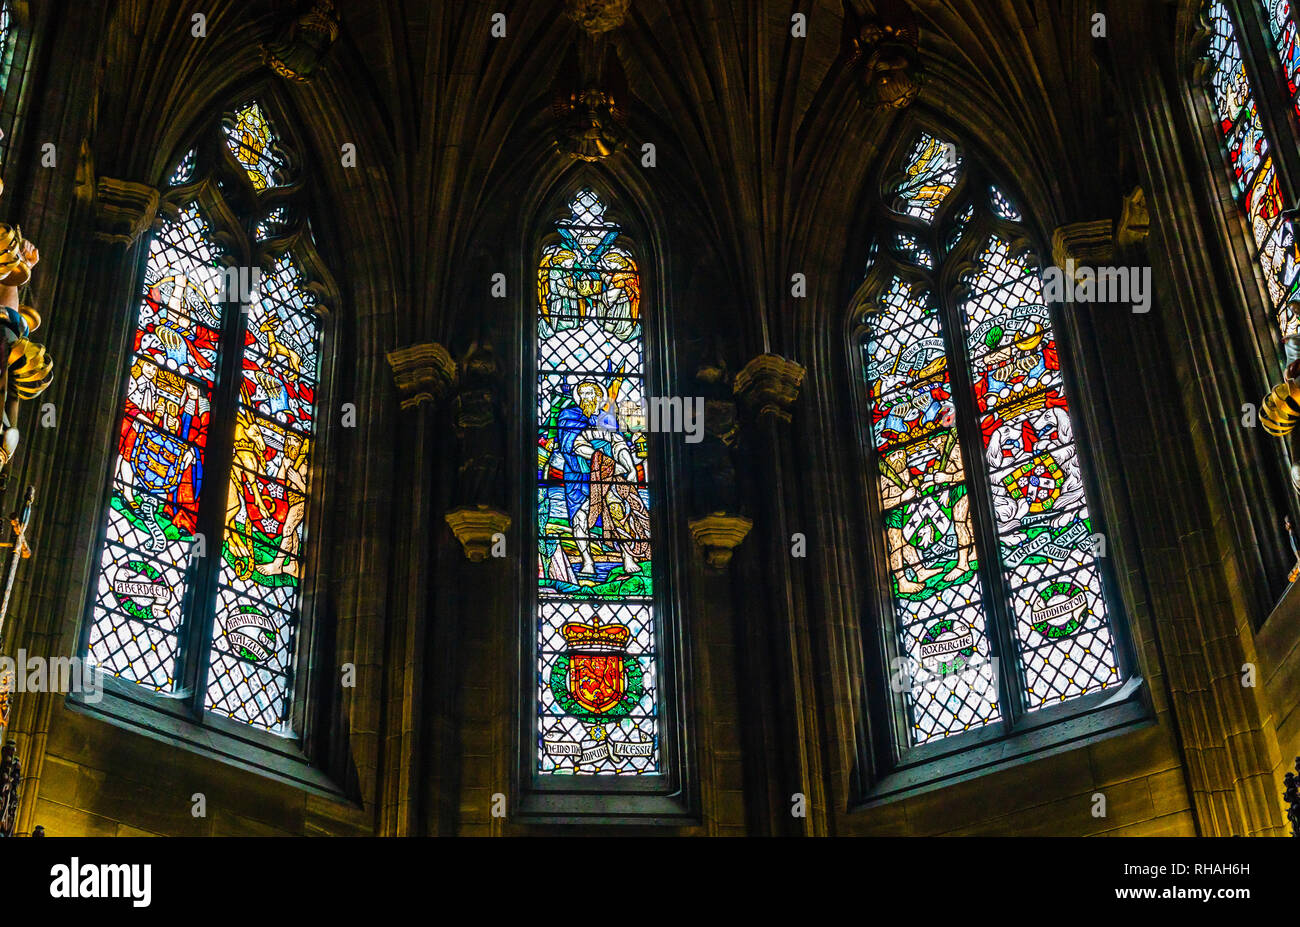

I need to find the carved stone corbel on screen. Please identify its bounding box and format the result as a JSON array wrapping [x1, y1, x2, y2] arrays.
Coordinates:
[[444, 342, 510, 561], [1116, 186, 1150, 255], [843, 0, 923, 110], [93, 177, 160, 246], [445, 505, 512, 563], [262, 0, 340, 82], [689, 513, 754, 570], [386, 342, 457, 411], [1051, 220, 1116, 280], [563, 0, 632, 34], [734, 354, 805, 424]]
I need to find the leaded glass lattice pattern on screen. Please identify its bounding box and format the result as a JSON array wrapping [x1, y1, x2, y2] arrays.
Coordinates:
[[86, 206, 226, 690], [960, 236, 1119, 708], [864, 278, 1001, 743], [860, 131, 1124, 747], [535, 189, 658, 774], [1208, 1, 1300, 336]]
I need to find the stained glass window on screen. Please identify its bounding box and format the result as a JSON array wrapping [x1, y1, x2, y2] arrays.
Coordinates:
[[85, 101, 324, 736], [206, 253, 319, 729], [535, 189, 658, 775], [223, 102, 285, 191], [860, 132, 1123, 747], [1207, 1, 1300, 336], [1262, 0, 1300, 117], [87, 208, 226, 692], [169, 149, 197, 186]]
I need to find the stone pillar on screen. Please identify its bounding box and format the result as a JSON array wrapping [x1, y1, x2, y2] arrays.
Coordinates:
[[380, 342, 455, 836], [730, 353, 824, 835]]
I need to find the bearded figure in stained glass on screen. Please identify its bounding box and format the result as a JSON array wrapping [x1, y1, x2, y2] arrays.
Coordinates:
[[555, 379, 647, 578]]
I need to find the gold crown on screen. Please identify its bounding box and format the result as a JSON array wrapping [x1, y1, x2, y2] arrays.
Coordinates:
[[560, 615, 630, 653]]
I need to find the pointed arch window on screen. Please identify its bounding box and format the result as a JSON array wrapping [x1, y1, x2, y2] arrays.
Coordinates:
[[856, 133, 1129, 756], [83, 100, 329, 745], [533, 188, 660, 777]]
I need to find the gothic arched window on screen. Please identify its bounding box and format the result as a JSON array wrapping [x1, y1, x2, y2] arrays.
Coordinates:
[[533, 188, 659, 776], [855, 132, 1126, 751], [83, 100, 330, 741]]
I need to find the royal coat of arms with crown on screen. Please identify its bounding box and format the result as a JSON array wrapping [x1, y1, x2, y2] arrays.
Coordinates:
[[548, 613, 643, 721]]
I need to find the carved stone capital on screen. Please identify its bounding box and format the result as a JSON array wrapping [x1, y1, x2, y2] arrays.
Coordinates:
[[1051, 220, 1115, 279], [1116, 186, 1150, 253], [563, 0, 631, 34], [94, 177, 160, 245], [688, 512, 753, 570], [734, 354, 805, 423], [386, 342, 457, 411], [445, 506, 511, 562]]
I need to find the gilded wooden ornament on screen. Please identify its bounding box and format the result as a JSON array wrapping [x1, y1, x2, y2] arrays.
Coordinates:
[[0, 176, 48, 487]]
